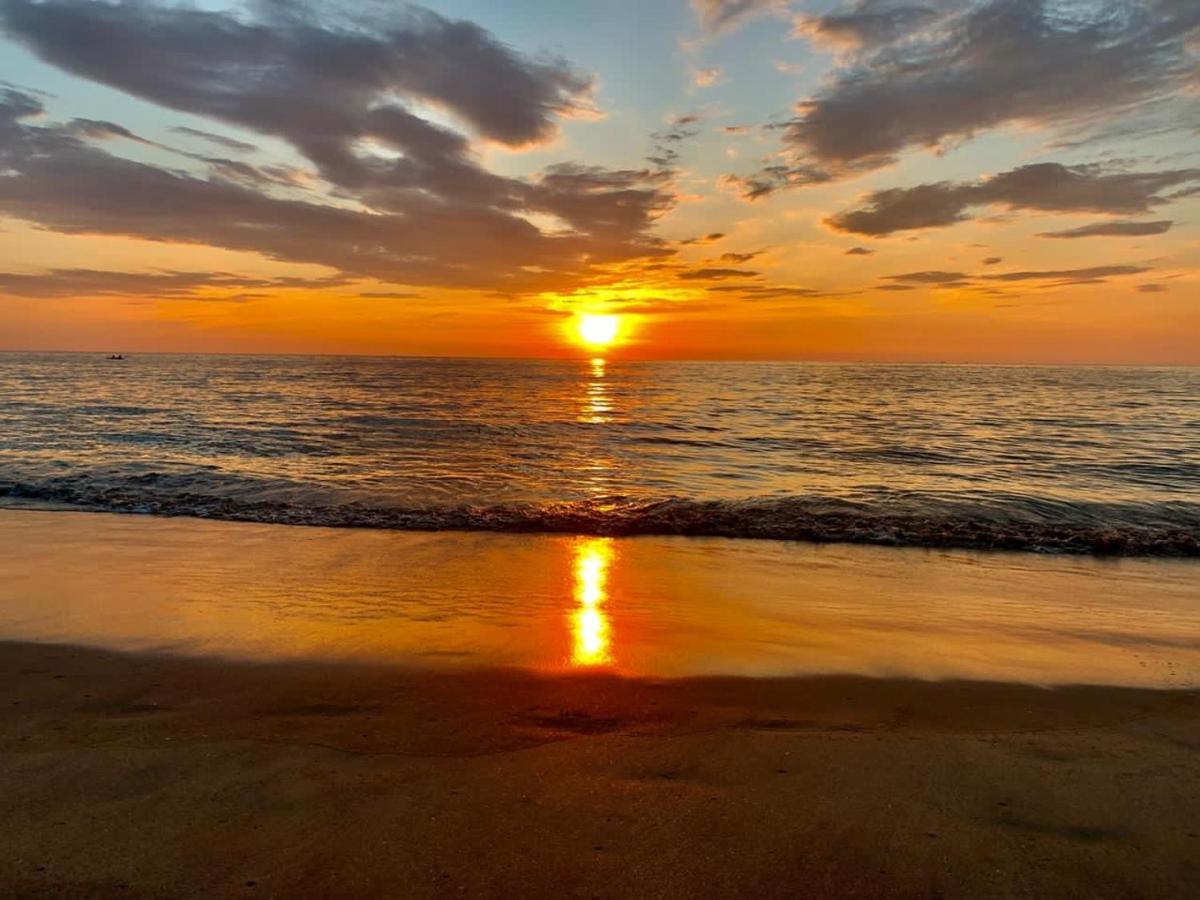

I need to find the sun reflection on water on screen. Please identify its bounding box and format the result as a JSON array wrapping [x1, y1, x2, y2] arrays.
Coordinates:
[[579, 357, 613, 424], [571, 537, 614, 667]]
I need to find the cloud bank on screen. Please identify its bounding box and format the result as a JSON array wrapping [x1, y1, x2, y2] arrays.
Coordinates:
[[732, 0, 1200, 197], [0, 1, 680, 292]]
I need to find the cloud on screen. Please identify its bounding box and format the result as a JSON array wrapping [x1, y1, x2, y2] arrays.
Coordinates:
[[794, 1, 943, 50], [884, 270, 970, 285], [982, 265, 1150, 283], [0, 2, 680, 293], [0, 0, 595, 151], [721, 164, 832, 200], [825, 163, 1200, 235], [1038, 220, 1175, 239], [647, 115, 701, 169], [0, 1, 625, 220], [844, 246, 874, 255], [1136, 283, 1167, 293], [0, 267, 348, 300], [691, 67, 724, 88], [982, 257, 1002, 265], [719, 250, 763, 263], [692, 0, 782, 32], [705, 284, 823, 300], [170, 126, 257, 154], [679, 232, 726, 245], [677, 267, 760, 280], [0, 86, 671, 293], [731, 0, 1200, 196], [875, 263, 1154, 291], [62, 118, 147, 143], [356, 290, 423, 300]]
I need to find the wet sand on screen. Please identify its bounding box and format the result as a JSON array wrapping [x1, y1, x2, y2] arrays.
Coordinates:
[[3, 509, 1198, 687], [2, 509, 1198, 897], [2, 641, 1198, 899]]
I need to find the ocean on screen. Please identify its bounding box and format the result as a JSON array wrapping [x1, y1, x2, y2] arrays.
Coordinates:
[[2, 352, 1198, 555]]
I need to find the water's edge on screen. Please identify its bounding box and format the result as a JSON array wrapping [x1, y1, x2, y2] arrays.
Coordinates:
[[4, 483, 1197, 557]]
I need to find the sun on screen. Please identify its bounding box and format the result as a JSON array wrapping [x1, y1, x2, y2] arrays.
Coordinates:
[[575, 313, 620, 349]]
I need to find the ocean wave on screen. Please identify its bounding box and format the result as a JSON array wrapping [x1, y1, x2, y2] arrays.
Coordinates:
[[2, 477, 1197, 557]]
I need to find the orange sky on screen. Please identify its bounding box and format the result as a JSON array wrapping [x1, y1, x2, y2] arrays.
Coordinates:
[[1, 0, 1197, 363]]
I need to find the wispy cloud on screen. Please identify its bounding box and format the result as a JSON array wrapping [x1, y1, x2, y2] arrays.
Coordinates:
[[1038, 220, 1174, 239], [692, 0, 784, 33]]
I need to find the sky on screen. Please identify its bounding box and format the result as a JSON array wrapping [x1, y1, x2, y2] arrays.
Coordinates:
[[0, 0, 1197, 362]]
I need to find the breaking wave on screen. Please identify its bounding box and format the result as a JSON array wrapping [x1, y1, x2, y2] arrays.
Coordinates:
[[3, 476, 1198, 557]]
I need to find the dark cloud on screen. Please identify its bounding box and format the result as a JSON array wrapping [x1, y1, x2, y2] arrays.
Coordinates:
[[732, 0, 1200, 196], [679, 232, 726, 245], [0, 267, 348, 300], [0, 1, 661, 228], [194, 156, 310, 190], [826, 163, 1200, 235], [885, 271, 969, 284], [875, 263, 1153, 290], [648, 115, 701, 169], [170, 126, 257, 154], [706, 284, 822, 300], [721, 163, 832, 200], [692, 0, 781, 31], [0, 0, 679, 292], [1038, 220, 1174, 239], [982, 257, 1002, 265], [0, 0, 594, 151], [1136, 283, 1167, 293], [533, 163, 676, 242], [827, 182, 975, 234], [63, 113, 307, 190], [677, 267, 761, 280], [982, 265, 1150, 283], [719, 250, 763, 263], [844, 246, 874, 256], [0, 87, 670, 292]]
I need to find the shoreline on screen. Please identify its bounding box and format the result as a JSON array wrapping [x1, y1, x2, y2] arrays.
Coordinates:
[[2, 509, 1197, 687], [2, 640, 1198, 898], [3, 494, 1198, 558]]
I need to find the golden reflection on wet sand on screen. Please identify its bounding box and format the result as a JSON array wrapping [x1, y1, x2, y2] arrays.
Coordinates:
[[2, 510, 1198, 688], [570, 537, 614, 667]]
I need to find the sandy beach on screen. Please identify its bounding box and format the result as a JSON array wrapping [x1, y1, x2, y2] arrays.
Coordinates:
[[0, 510, 1197, 898], [1, 641, 1198, 899]]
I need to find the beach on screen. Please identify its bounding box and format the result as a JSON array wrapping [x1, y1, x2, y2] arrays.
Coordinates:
[[3, 0, 1200, 893], [1, 509, 1197, 898], [2, 642, 1197, 899]]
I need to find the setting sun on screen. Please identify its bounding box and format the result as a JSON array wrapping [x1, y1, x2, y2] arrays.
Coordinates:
[[575, 314, 620, 349]]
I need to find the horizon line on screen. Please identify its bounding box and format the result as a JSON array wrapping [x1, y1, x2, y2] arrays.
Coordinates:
[[1, 348, 1196, 368]]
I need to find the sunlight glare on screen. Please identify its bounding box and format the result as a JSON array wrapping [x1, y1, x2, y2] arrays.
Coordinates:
[[575, 314, 620, 349]]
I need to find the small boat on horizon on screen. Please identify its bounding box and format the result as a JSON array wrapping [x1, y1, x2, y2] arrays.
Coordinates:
[[106, 354, 126, 360]]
